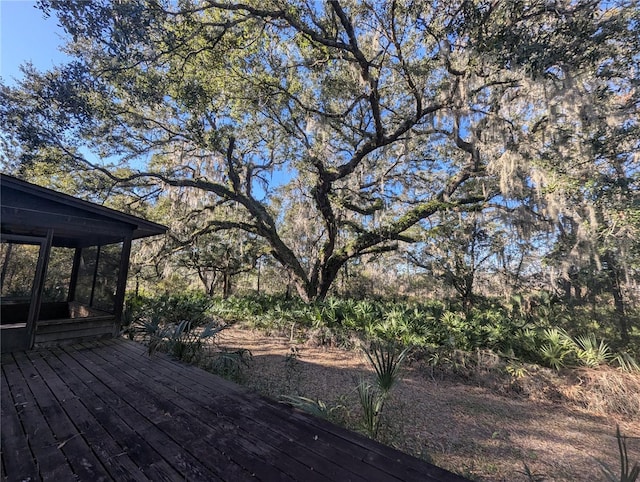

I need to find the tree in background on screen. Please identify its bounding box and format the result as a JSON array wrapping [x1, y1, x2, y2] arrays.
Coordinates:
[[408, 211, 497, 309], [166, 200, 265, 298], [511, 1, 640, 341]]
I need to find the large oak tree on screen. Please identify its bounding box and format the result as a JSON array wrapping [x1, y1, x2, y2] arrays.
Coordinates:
[[1, 0, 637, 302]]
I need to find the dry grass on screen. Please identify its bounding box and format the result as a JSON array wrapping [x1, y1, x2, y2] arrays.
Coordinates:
[[562, 368, 640, 418], [215, 324, 640, 482]]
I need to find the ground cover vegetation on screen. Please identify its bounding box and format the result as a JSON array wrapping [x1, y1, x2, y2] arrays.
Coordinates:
[[126, 290, 640, 377], [123, 290, 639, 480]]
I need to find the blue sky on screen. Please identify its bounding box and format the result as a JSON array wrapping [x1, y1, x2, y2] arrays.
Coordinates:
[[1, 1, 67, 85]]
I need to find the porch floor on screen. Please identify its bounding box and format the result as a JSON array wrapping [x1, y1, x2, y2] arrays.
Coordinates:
[[1, 338, 466, 481]]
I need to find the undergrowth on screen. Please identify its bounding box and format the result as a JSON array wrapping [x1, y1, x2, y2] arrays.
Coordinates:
[[122, 290, 640, 481], [203, 293, 639, 373], [124, 291, 639, 375], [123, 291, 252, 381]]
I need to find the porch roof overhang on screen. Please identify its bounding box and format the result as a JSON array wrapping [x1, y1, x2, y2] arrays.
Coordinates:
[[1, 174, 167, 247]]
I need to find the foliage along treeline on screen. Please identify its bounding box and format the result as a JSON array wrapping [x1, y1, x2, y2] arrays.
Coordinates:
[[125, 290, 640, 372], [1, 1, 639, 341]]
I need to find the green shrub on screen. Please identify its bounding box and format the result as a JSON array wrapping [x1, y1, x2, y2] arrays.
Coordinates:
[[613, 352, 640, 373], [147, 319, 225, 363], [357, 379, 385, 439], [364, 341, 411, 394], [539, 328, 574, 370], [208, 348, 253, 382], [127, 291, 213, 327], [281, 395, 345, 423], [153, 292, 213, 326], [175, 291, 638, 372], [572, 334, 614, 368]]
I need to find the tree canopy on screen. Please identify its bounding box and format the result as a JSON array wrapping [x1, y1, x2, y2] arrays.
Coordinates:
[[1, 0, 638, 302]]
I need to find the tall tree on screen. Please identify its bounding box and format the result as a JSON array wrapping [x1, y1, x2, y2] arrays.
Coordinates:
[[164, 193, 265, 297], [515, 2, 640, 341], [408, 211, 500, 308], [1, 0, 637, 302]]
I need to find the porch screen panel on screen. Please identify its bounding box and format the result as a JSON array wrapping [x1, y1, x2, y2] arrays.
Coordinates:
[[92, 243, 122, 313], [42, 247, 75, 302], [75, 246, 97, 305], [0, 242, 40, 323]]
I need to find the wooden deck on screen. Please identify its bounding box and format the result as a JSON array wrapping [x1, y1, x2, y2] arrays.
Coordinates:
[[1, 339, 467, 481]]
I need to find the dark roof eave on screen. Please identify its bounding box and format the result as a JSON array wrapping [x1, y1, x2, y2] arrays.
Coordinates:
[[1, 174, 168, 240]]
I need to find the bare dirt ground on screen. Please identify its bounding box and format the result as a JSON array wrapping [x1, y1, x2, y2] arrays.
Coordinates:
[[215, 324, 640, 482]]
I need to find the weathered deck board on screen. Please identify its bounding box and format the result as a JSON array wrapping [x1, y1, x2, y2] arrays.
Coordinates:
[[113, 341, 460, 482], [0, 370, 40, 481], [82, 343, 329, 482], [65, 344, 273, 481], [1, 353, 77, 481], [1, 339, 469, 482], [107, 341, 435, 482], [45, 346, 215, 481], [94, 342, 375, 481], [11, 350, 111, 481], [23, 349, 151, 482]]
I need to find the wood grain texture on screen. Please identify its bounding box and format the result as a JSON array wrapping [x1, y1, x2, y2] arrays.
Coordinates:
[[1, 339, 469, 482]]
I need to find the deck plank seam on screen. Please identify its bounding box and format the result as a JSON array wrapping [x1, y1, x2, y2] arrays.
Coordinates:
[[45, 346, 197, 482], [76, 341, 331, 482], [62, 343, 248, 481], [109, 339, 444, 482]]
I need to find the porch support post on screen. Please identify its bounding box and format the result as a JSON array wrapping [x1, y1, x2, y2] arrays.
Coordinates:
[[89, 246, 101, 307], [113, 235, 132, 335], [27, 228, 53, 348]]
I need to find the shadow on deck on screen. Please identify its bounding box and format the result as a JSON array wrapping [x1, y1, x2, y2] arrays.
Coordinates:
[[1, 338, 468, 481]]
